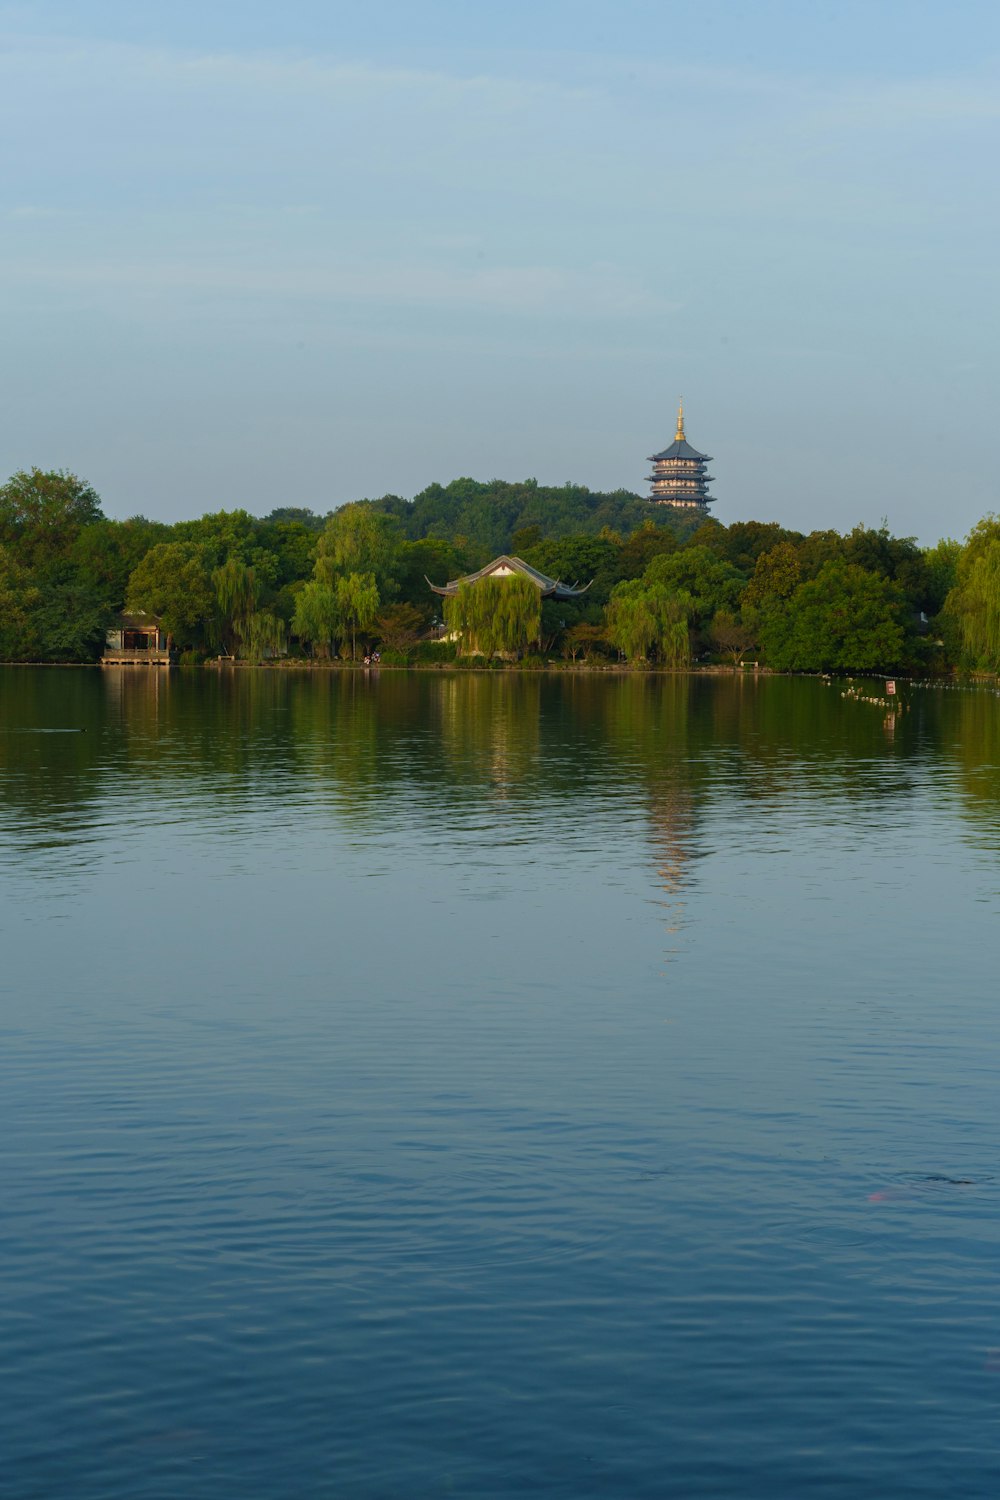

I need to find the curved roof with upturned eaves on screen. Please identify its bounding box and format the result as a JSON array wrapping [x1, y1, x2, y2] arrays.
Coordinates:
[[649, 437, 711, 462], [427, 554, 592, 600]]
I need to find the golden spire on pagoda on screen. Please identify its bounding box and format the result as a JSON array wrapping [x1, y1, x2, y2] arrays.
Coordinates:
[[675, 401, 685, 441]]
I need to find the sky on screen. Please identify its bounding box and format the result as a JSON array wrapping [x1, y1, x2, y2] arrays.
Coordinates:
[[1, 1, 998, 541]]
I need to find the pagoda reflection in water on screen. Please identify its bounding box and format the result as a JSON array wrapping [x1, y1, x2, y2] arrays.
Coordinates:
[[647, 402, 715, 511]]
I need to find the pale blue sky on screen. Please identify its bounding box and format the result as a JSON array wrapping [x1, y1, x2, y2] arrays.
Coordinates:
[[2, 1, 998, 540]]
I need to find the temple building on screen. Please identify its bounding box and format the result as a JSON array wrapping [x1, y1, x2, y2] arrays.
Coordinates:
[[427, 555, 591, 601], [647, 403, 715, 510]]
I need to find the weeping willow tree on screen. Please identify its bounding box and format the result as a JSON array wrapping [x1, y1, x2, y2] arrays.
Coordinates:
[[443, 574, 542, 657], [235, 610, 287, 663], [943, 521, 1000, 669], [213, 558, 260, 655], [293, 565, 380, 660], [335, 571, 380, 660], [658, 591, 694, 669], [604, 580, 659, 660], [292, 580, 340, 658], [604, 581, 693, 665]]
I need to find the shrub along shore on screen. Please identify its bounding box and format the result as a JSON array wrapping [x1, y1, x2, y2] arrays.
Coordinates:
[[1, 468, 996, 674]]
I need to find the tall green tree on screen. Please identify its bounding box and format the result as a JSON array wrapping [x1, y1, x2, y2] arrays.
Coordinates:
[[69, 517, 171, 607], [760, 561, 914, 671], [235, 610, 287, 663], [0, 472, 119, 658], [942, 519, 1000, 668], [923, 538, 961, 615], [605, 579, 693, 664], [708, 609, 758, 665], [213, 558, 261, 655], [31, 586, 109, 662], [843, 522, 931, 608], [335, 571, 380, 660], [657, 592, 695, 668], [395, 537, 471, 618], [125, 542, 216, 646], [173, 509, 259, 563], [742, 541, 802, 608], [292, 580, 341, 658], [443, 575, 541, 657], [795, 529, 847, 580], [690, 520, 799, 574], [614, 520, 677, 582], [316, 505, 400, 599], [0, 469, 104, 576], [644, 546, 745, 624], [522, 534, 621, 604], [374, 603, 425, 655], [605, 580, 660, 660], [255, 518, 319, 585], [0, 545, 42, 659]]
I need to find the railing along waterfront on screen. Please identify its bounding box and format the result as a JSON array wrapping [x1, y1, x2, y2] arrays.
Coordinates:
[[101, 648, 173, 664]]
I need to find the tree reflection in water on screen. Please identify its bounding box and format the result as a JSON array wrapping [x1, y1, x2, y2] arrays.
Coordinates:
[[1, 668, 999, 920]]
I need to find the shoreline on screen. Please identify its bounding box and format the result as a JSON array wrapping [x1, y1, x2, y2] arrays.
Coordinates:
[[0, 658, 981, 683]]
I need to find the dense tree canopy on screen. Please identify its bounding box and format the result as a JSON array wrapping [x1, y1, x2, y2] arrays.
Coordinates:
[[759, 561, 915, 672], [0, 546, 42, 660], [369, 478, 682, 554], [742, 541, 802, 608], [0, 464, 988, 672], [394, 538, 467, 619], [0, 469, 104, 574], [126, 542, 216, 643], [521, 535, 621, 605], [643, 547, 745, 625], [315, 505, 400, 600]]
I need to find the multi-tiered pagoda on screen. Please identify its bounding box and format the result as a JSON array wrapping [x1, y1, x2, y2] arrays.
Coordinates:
[[647, 404, 715, 510]]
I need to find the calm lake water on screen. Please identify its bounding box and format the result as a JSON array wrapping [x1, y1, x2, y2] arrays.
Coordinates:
[[2, 667, 1000, 1498]]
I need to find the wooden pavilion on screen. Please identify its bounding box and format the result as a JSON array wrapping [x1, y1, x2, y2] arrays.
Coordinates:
[[101, 613, 174, 666]]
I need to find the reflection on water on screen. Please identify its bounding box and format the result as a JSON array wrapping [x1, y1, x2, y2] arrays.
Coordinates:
[[3, 667, 999, 918], [2, 668, 1000, 1498]]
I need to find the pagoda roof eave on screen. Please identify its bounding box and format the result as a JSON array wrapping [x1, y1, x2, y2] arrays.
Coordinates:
[[114, 610, 164, 629], [649, 443, 711, 462]]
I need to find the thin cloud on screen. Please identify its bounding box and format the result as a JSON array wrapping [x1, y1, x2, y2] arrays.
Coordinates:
[[0, 32, 593, 110], [0, 253, 675, 318], [5, 204, 67, 219], [3, 29, 996, 131]]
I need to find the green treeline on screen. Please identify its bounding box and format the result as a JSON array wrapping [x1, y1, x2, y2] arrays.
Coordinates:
[[0, 465, 995, 672]]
